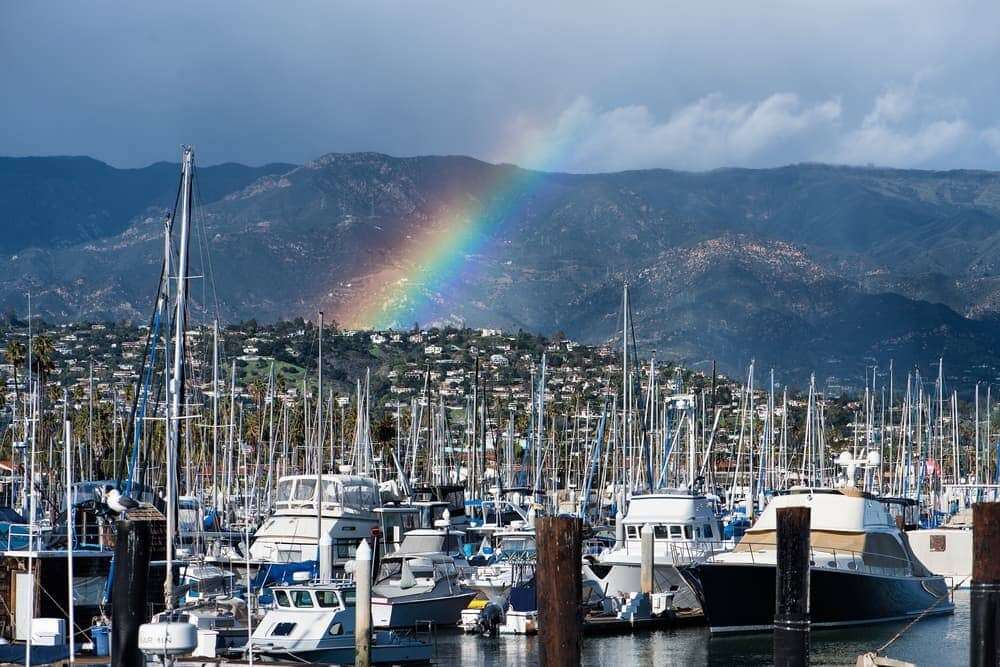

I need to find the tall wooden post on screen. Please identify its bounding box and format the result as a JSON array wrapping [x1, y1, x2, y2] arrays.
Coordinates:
[[972, 502, 1000, 666], [111, 519, 151, 667], [537, 516, 582, 667], [774, 506, 810, 667]]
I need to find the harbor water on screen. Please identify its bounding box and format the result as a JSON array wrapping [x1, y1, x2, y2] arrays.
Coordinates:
[[433, 590, 970, 666]]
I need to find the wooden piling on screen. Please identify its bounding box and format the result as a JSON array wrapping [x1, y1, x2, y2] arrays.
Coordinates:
[[774, 506, 810, 667], [971, 502, 1000, 666], [111, 519, 151, 667], [537, 516, 582, 667]]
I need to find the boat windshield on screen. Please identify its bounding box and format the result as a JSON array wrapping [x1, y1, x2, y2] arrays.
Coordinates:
[[377, 560, 435, 582], [294, 480, 316, 502], [276, 480, 293, 502], [500, 536, 536, 553], [341, 483, 379, 511], [291, 590, 315, 608], [397, 534, 445, 554], [322, 481, 341, 503]]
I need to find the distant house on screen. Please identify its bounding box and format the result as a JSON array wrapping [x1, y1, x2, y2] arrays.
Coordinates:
[[424, 345, 443, 355], [489, 354, 509, 367]]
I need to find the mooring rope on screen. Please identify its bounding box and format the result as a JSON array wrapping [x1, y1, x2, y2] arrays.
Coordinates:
[[874, 582, 958, 655]]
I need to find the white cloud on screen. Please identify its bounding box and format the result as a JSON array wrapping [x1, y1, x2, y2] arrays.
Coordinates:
[[512, 77, 987, 172], [527, 93, 842, 172]]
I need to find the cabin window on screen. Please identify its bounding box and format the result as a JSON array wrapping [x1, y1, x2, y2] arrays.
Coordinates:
[[694, 527, 701, 539], [704, 524, 714, 539], [626, 526, 639, 539], [653, 525, 670, 540], [328, 623, 343, 636], [337, 541, 359, 559], [294, 480, 316, 501], [342, 589, 356, 607], [292, 590, 315, 608], [322, 481, 341, 503], [276, 481, 293, 502], [274, 590, 290, 607], [271, 622, 296, 636], [316, 591, 341, 608], [444, 535, 462, 553], [684, 525, 693, 540], [669, 525, 682, 539]]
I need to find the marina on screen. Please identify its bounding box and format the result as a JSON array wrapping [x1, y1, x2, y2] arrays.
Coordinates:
[[7, 5, 1000, 664], [0, 147, 994, 665]]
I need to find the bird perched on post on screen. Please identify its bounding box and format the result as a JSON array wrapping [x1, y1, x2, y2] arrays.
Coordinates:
[[97, 485, 140, 516]]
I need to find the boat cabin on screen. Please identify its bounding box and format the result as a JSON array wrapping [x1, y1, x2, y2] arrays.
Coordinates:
[[621, 492, 722, 559], [394, 528, 467, 558], [272, 475, 379, 515]]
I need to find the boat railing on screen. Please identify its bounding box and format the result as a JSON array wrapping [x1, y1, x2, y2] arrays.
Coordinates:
[[686, 540, 915, 577]]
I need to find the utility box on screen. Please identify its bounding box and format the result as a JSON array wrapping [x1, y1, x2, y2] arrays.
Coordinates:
[[31, 618, 66, 646], [14, 572, 35, 641]]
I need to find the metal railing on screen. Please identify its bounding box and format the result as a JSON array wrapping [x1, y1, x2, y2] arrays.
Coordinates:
[[672, 540, 915, 578]]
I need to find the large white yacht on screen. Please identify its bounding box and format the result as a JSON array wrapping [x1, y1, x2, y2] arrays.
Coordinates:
[[582, 490, 724, 611], [680, 487, 954, 633], [249, 474, 380, 571]]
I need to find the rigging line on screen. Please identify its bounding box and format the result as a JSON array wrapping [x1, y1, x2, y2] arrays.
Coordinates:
[[117, 174, 183, 481], [192, 163, 223, 323]]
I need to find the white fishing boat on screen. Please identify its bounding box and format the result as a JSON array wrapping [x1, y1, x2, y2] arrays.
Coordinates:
[[582, 491, 724, 611], [371, 552, 476, 628], [250, 581, 431, 664]]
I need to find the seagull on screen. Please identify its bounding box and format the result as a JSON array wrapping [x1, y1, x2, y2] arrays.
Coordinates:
[[101, 485, 140, 514]]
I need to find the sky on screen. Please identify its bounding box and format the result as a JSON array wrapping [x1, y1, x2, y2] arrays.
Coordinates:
[[3, 2, 1000, 172]]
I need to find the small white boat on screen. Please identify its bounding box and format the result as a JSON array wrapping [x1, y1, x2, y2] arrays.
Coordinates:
[[462, 524, 536, 603], [250, 581, 431, 664], [371, 553, 476, 628]]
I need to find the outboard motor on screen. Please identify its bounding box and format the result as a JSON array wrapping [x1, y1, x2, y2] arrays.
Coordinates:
[[477, 601, 504, 636]]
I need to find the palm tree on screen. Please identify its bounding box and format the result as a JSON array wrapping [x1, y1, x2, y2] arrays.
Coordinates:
[[4, 339, 25, 407], [32, 335, 55, 383], [31, 334, 56, 453]]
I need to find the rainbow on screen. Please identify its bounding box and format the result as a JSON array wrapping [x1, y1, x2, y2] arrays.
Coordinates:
[[336, 117, 579, 330]]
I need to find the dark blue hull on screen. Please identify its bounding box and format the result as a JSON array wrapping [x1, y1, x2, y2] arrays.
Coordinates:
[[682, 563, 953, 633]]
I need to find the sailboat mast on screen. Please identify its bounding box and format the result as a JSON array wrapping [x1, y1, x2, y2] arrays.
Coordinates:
[[165, 145, 194, 611], [316, 311, 324, 569]]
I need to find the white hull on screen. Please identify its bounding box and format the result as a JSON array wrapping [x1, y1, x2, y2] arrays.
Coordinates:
[[372, 591, 477, 628]]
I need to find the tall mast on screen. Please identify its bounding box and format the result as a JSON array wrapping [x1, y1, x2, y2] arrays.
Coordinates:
[[316, 311, 324, 573], [212, 320, 219, 513], [622, 282, 629, 490], [165, 145, 194, 611]]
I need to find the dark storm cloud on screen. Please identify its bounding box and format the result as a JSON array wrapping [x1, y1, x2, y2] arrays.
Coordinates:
[[3, 1, 1000, 171]]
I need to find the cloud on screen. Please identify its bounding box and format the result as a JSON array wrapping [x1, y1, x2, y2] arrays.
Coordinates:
[[831, 80, 970, 166], [525, 93, 842, 172], [514, 76, 987, 172]]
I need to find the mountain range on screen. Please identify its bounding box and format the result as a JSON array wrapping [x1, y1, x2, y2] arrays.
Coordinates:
[[4, 152, 1000, 386]]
